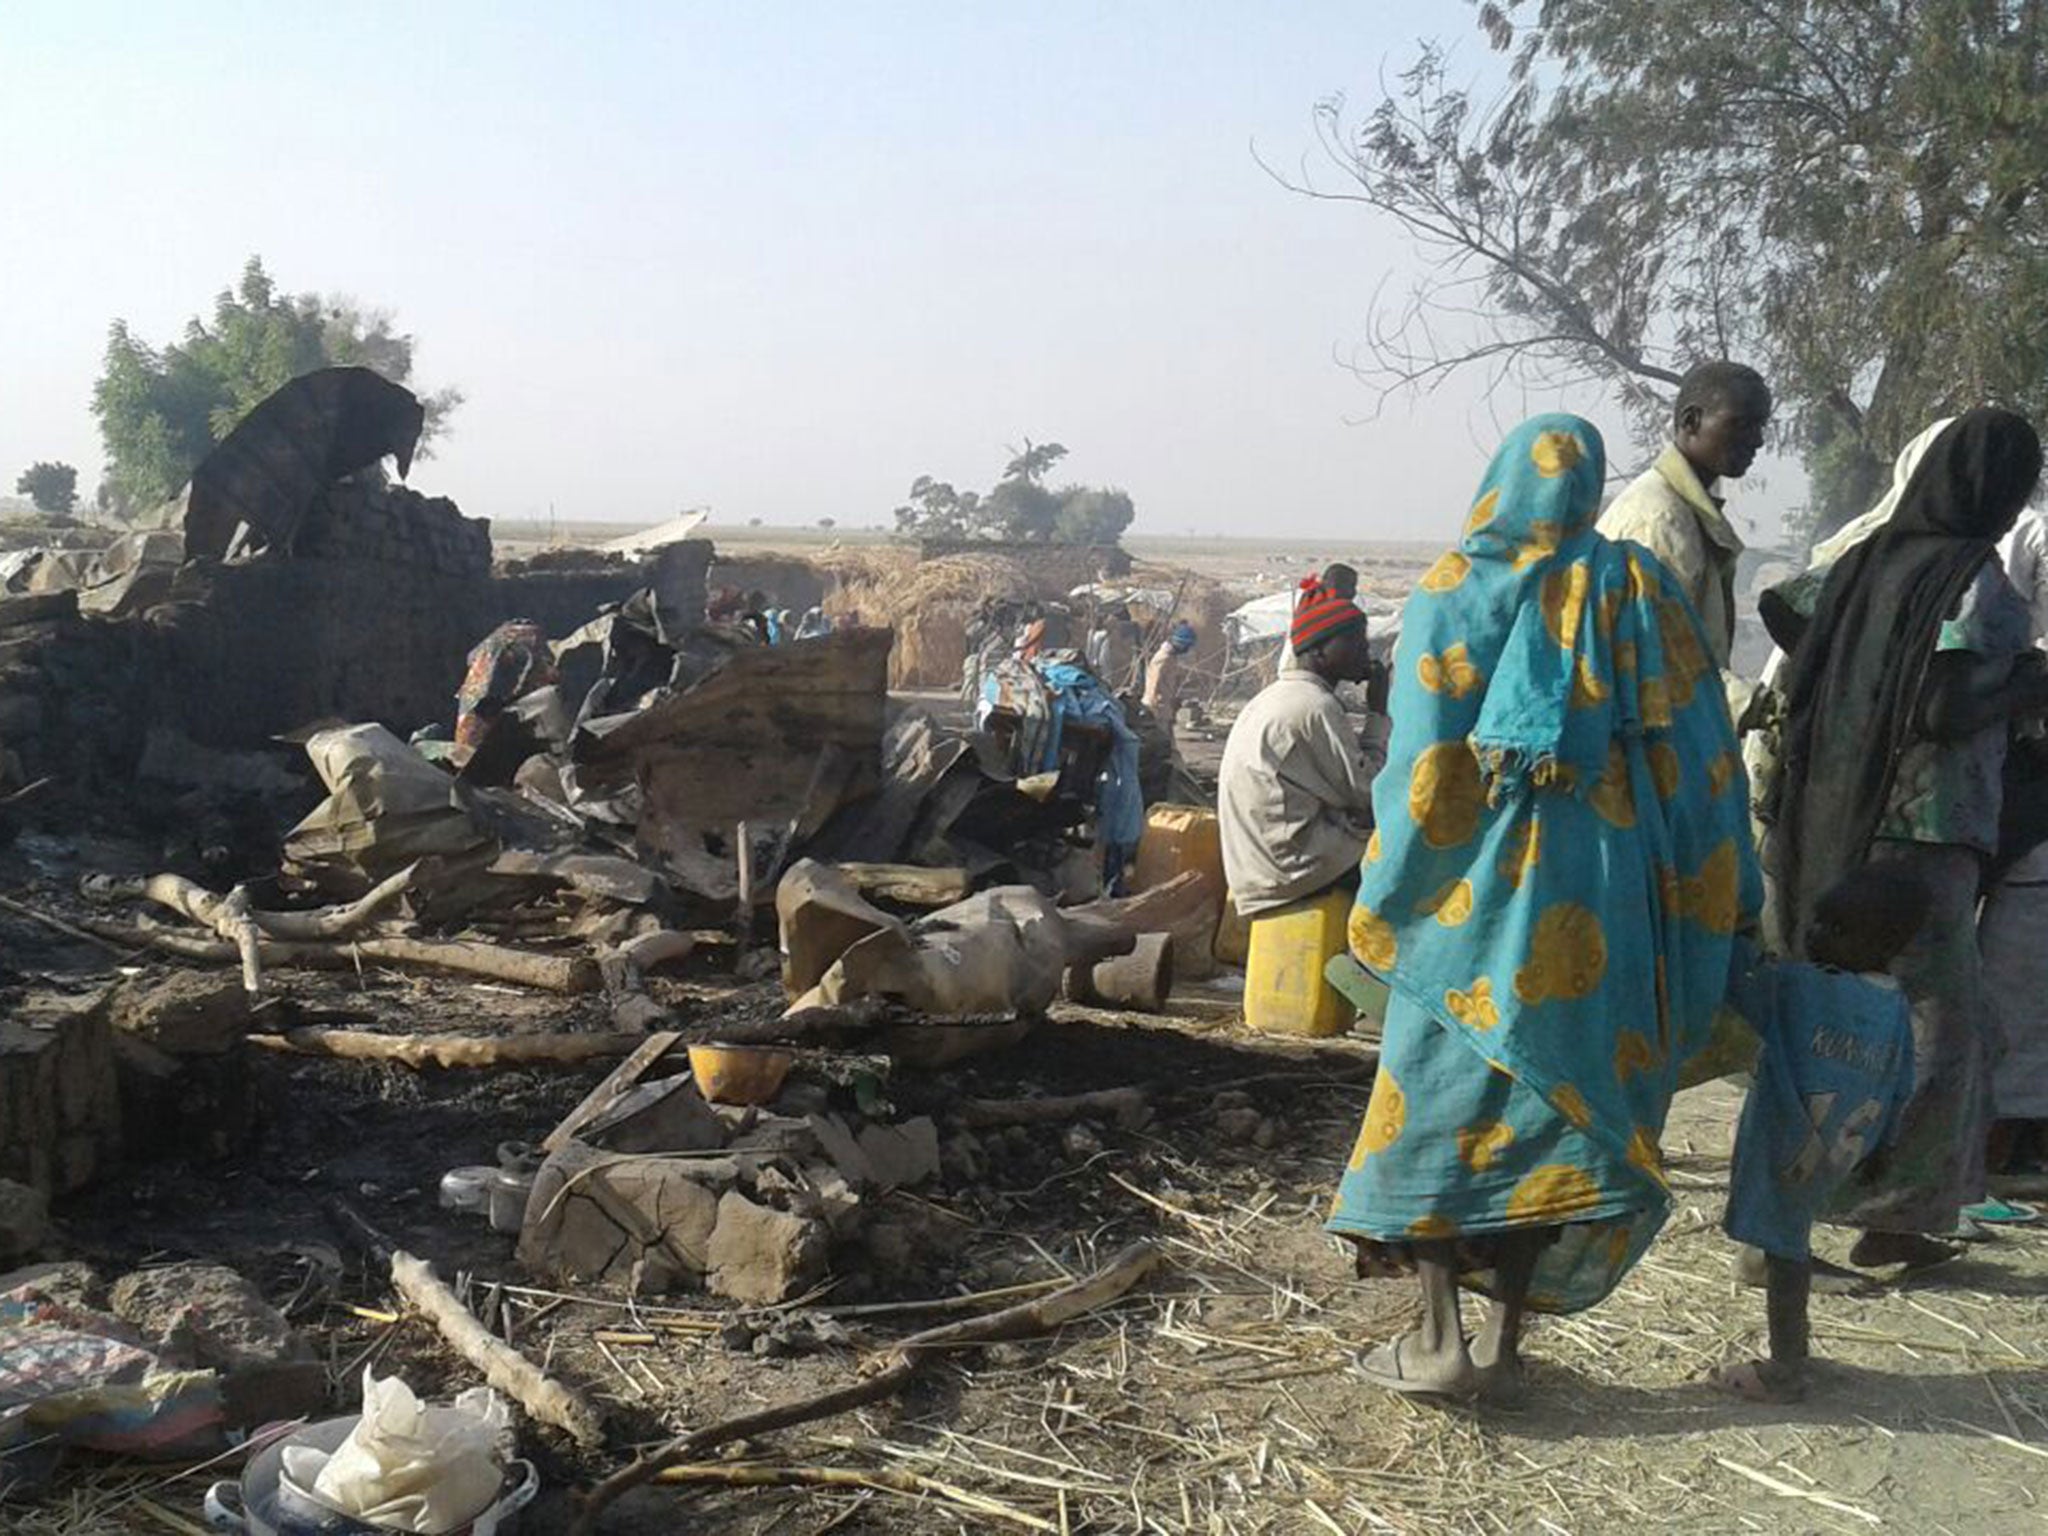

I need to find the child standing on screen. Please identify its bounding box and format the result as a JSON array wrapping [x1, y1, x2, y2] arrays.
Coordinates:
[[1718, 865, 1927, 1401]]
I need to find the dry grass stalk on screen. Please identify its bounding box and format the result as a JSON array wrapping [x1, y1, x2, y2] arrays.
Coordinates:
[[651, 1461, 1060, 1531], [1710, 1455, 1881, 1526], [570, 1241, 1164, 1534]]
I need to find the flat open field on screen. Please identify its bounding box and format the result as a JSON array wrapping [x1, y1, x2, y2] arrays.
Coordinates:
[[490, 520, 1446, 597]]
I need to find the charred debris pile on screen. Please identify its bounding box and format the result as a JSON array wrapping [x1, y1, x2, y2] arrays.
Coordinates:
[[0, 371, 1294, 1527]]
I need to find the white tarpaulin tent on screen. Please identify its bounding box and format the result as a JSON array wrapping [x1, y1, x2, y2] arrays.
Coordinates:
[[601, 510, 709, 556], [1224, 590, 1403, 658], [1223, 591, 1296, 645], [1068, 582, 1178, 611]]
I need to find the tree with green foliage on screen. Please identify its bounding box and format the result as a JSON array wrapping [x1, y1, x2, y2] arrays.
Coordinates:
[[91, 257, 463, 515], [894, 439, 1135, 544], [1052, 486, 1137, 545], [1281, 1, 2048, 538], [894, 476, 984, 538], [14, 462, 78, 516]]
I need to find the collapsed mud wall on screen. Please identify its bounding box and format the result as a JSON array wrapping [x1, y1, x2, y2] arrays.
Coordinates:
[[495, 543, 710, 643], [0, 594, 147, 802], [146, 542, 712, 752], [146, 558, 496, 749], [0, 520, 713, 805], [705, 554, 830, 615]]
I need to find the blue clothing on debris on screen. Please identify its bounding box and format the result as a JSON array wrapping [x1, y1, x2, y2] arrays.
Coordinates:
[[1723, 941, 1916, 1261], [1038, 661, 1145, 876], [976, 659, 1145, 891]]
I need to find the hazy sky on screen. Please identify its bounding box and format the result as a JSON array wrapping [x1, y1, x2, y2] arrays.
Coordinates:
[[0, 3, 1799, 545]]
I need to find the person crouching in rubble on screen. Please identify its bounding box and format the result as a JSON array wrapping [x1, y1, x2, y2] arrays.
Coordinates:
[[1217, 583, 1386, 923], [1325, 414, 1758, 1402]]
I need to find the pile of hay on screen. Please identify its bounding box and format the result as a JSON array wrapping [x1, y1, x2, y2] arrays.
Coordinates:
[[805, 546, 1244, 698], [817, 549, 1037, 689]]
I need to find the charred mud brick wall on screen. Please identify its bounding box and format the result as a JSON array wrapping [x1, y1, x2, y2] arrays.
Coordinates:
[[146, 559, 492, 749], [293, 483, 492, 578], [493, 542, 710, 638], [0, 593, 149, 800], [132, 482, 501, 749], [144, 541, 710, 752], [0, 502, 713, 766]]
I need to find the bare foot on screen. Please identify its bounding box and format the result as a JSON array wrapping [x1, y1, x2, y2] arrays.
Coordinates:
[[1468, 1336, 1527, 1404], [1848, 1231, 1963, 1270], [1714, 1358, 1807, 1403], [1352, 1330, 1481, 1400]]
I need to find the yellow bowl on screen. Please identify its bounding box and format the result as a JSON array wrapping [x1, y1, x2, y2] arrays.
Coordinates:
[[687, 1043, 794, 1106]]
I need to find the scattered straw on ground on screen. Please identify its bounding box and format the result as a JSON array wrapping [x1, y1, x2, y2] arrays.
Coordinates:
[[543, 1069, 2048, 1535], [24, 1024, 2048, 1534]]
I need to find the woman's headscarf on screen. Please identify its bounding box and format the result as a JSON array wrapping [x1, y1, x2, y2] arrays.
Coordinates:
[[1760, 417, 1962, 653], [1769, 408, 2044, 953], [1354, 414, 1759, 1292], [1810, 418, 1960, 568]]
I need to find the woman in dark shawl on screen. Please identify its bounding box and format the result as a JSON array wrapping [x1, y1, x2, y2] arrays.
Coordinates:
[[1766, 407, 2048, 1268]]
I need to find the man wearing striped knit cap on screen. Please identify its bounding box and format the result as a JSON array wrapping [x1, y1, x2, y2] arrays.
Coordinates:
[[1218, 578, 1390, 919]]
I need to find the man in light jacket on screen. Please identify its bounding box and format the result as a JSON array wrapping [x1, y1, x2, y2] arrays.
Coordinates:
[[1219, 582, 1387, 918], [1601, 360, 1772, 672]]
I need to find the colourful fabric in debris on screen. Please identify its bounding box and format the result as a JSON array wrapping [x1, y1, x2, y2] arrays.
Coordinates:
[[978, 656, 1057, 774], [976, 658, 1145, 888], [0, 1290, 223, 1464], [1326, 412, 1761, 1313], [454, 620, 557, 752]]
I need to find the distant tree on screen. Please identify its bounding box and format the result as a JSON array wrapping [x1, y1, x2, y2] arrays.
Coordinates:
[[894, 440, 1134, 544], [91, 256, 463, 514], [1278, 1, 2048, 537], [971, 439, 1057, 540], [817, 516, 837, 530], [893, 476, 984, 538], [1053, 486, 1135, 545], [981, 479, 1060, 541], [1001, 439, 1068, 486], [748, 517, 764, 528], [14, 462, 78, 516]]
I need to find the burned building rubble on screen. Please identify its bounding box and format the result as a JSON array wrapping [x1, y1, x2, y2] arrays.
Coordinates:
[[0, 369, 1256, 1524]]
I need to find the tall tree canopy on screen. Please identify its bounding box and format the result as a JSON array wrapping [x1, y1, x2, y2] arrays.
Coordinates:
[[14, 462, 78, 516], [1289, 0, 2048, 537], [893, 440, 1136, 544], [91, 257, 463, 514]]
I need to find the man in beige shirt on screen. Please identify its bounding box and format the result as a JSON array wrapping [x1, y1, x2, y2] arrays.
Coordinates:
[[1600, 361, 1772, 670], [1219, 584, 1388, 917]]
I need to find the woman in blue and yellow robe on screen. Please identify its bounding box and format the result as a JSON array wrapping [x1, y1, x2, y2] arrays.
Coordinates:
[[1327, 414, 1760, 1398]]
